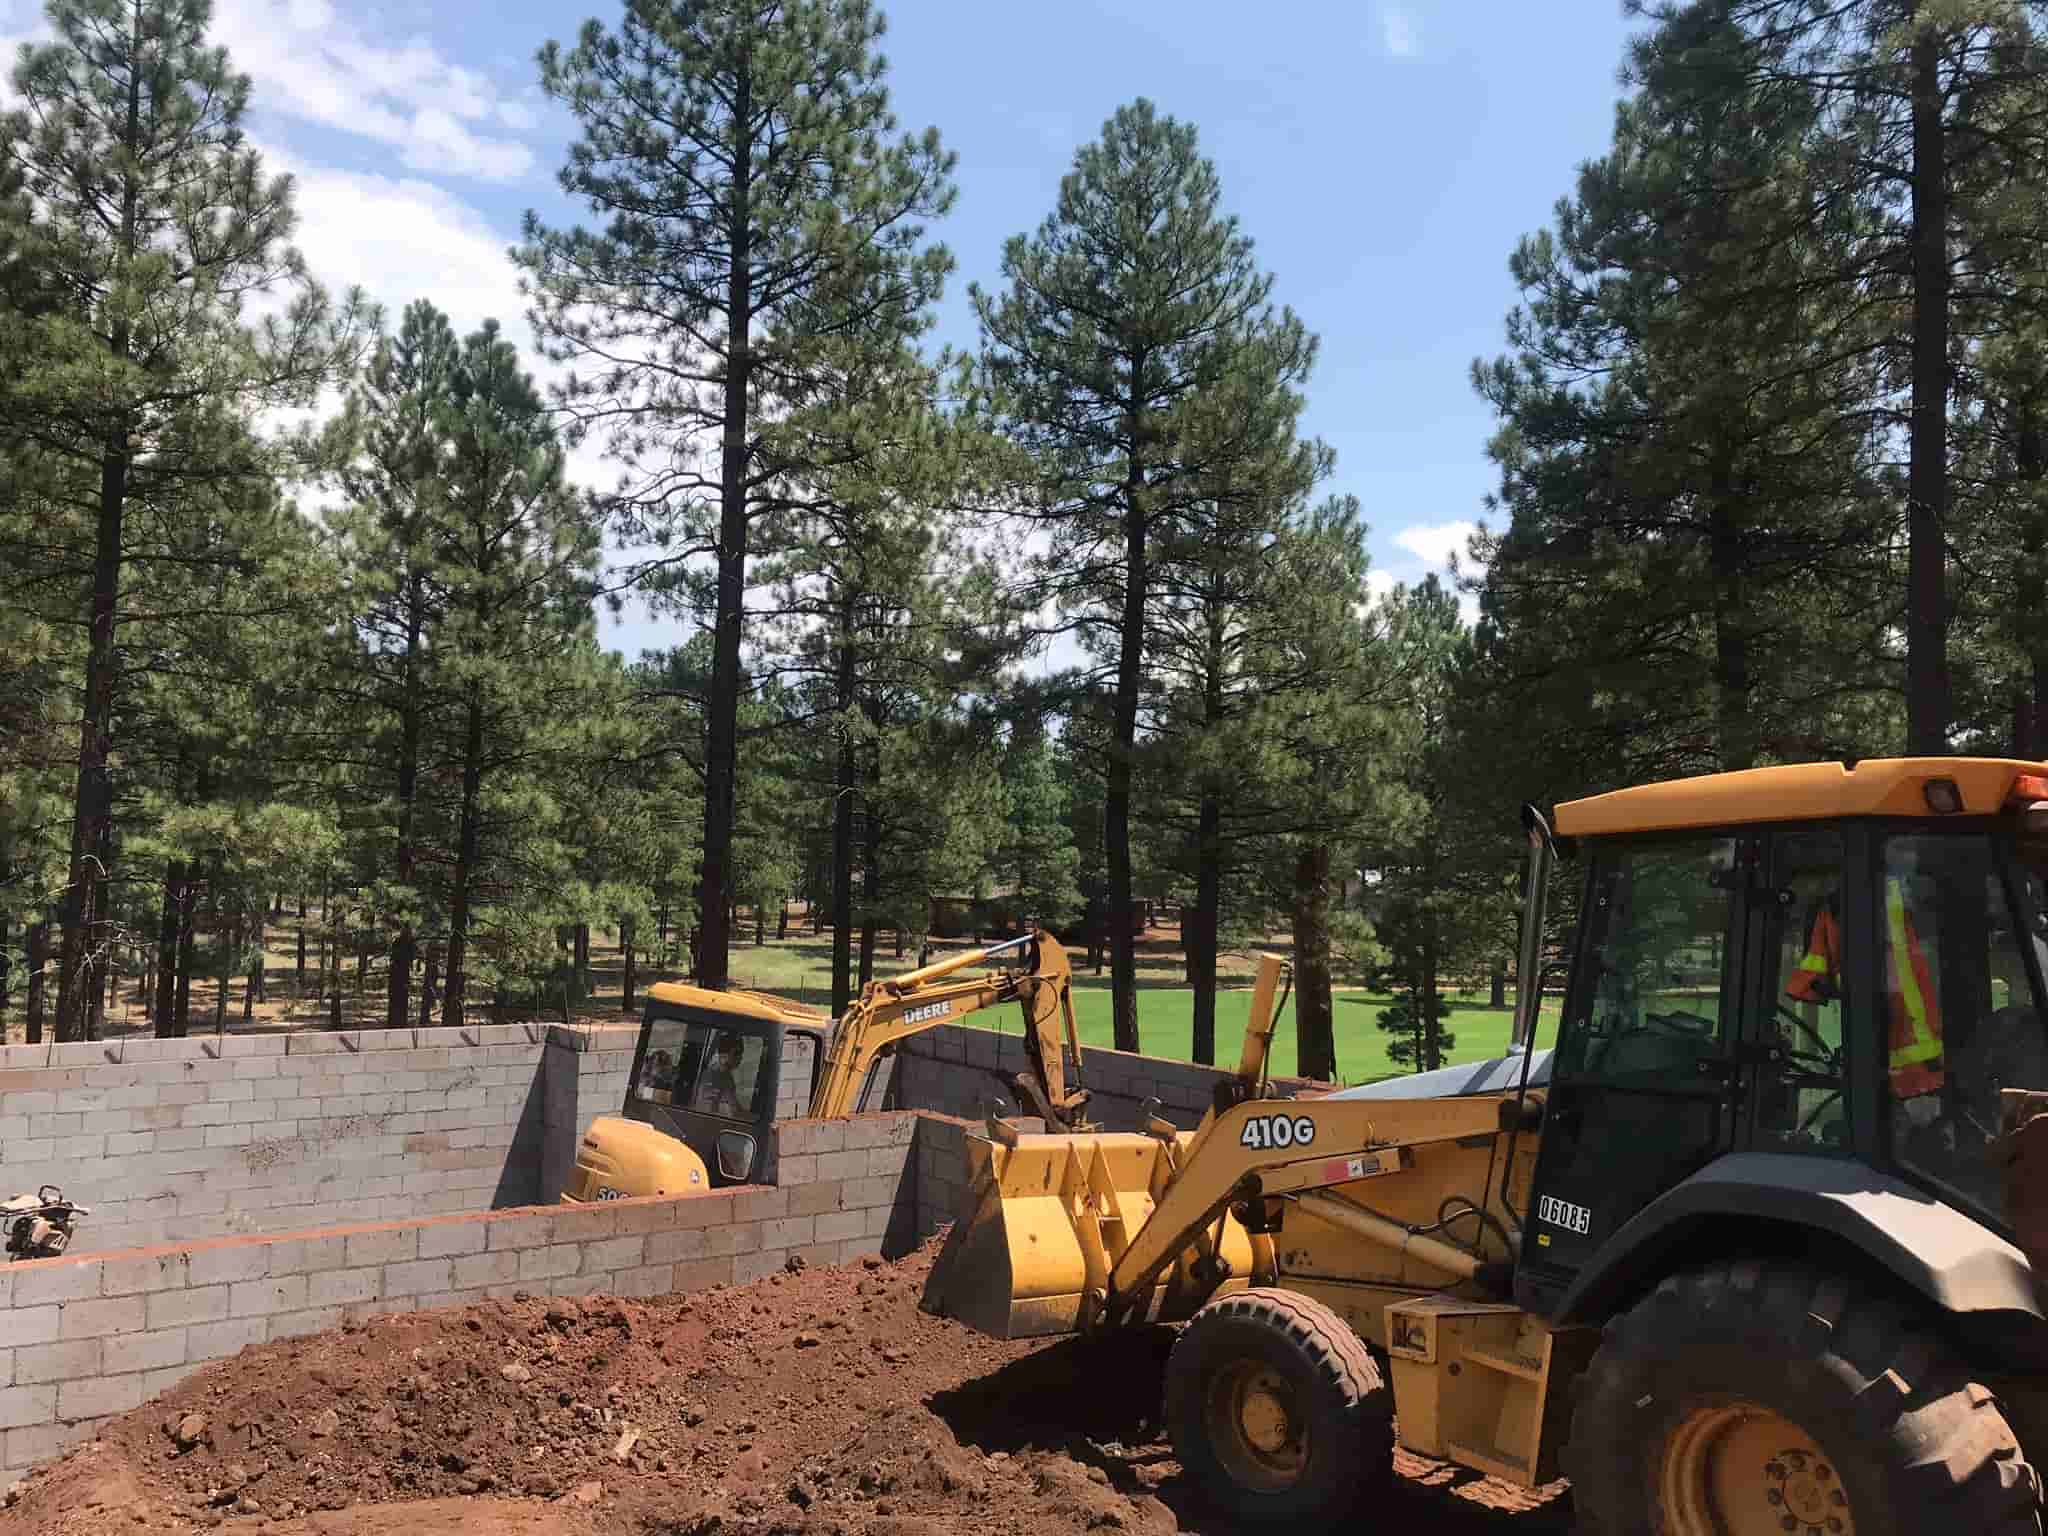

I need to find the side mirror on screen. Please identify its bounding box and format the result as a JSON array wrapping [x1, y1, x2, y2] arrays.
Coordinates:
[[716, 1131, 756, 1182], [2024, 803, 2048, 839]]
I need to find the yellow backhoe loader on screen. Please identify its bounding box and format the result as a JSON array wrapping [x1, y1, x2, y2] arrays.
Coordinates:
[[563, 929, 1096, 1201], [923, 757, 2048, 1534]]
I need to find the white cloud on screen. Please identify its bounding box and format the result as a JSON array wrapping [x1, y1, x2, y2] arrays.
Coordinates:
[[1365, 569, 1398, 604], [1377, 4, 1420, 58], [1392, 519, 1477, 571], [209, 0, 534, 182]]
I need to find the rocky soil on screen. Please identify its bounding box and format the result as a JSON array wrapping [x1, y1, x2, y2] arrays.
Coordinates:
[[0, 1238, 1568, 1536]]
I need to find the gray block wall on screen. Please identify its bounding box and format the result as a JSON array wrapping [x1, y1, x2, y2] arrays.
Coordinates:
[[0, 1023, 639, 1254]]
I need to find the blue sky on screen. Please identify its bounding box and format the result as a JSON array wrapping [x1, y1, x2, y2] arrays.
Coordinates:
[[3, 0, 1644, 659]]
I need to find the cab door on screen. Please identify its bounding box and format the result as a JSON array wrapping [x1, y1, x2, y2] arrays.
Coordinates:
[[1517, 833, 1752, 1316]]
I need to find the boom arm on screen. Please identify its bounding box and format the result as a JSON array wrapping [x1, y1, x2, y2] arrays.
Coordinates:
[[808, 929, 1093, 1126]]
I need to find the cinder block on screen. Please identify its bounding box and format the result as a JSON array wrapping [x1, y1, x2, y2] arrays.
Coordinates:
[[760, 1216, 814, 1250], [548, 1274, 606, 1298], [268, 1307, 342, 1342], [733, 1188, 786, 1222], [263, 1234, 348, 1277], [843, 1175, 900, 1210], [517, 1246, 580, 1283], [608, 1200, 680, 1237], [344, 1227, 418, 1268], [814, 1209, 868, 1245], [550, 1204, 617, 1243], [57, 1296, 145, 1339], [101, 1329, 185, 1374], [55, 1372, 141, 1421], [866, 1146, 911, 1178], [703, 1223, 761, 1259], [186, 1244, 271, 1288], [484, 1212, 554, 1251], [731, 1250, 784, 1286], [305, 1266, 381, 1308], [786, 1181, 846, 1218], [186, 1317, 266, 1362], [578, 1237, 645, 1274], [5, 1421, 77, 1471], [451, 1251, 519, 1289], [206, 1081, 254, 1104], [229, 1275, 308, 1318], [12, 1340, 99, 1385], [10, 1262, 101, 1308], [145, 1287, 228, 1331], [610, 1264, 674, 1299], [203, 1124, 255, 1147], [670, 1256, 734, 1293], [645, 1228, 710, 1265], [775, 1153, 819, 1186], [417, 1221, 487, 1259], [0, 1386, 55, 1430], [380, 1260, 454, 1298]]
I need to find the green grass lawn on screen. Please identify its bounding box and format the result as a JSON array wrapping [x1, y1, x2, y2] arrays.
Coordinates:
[[707, 927, 1552, 1088]]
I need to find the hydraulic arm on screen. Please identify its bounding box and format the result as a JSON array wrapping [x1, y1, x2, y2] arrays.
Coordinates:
[[809, 929, 1095, 1128]]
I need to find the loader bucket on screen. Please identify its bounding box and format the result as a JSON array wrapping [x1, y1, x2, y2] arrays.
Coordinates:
[[920, 1129, 1255, 1340]]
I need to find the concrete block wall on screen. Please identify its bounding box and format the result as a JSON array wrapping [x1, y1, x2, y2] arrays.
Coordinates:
[[0, 1023, 641, 1255], [0, 1105, 953, 1485], [887, 1023, 1321, 1132]]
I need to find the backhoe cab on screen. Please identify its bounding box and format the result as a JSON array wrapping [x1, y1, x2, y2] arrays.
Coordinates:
[[923, 758, 2048, 1535], [563, 929, 1094, 1201]]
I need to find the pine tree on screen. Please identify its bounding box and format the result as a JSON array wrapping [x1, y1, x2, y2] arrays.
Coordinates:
[[972, 98, 1317, 1052], [430, 322, 603, 1026], [515, 0, 956, 989], [0, 0, 366, 1038]]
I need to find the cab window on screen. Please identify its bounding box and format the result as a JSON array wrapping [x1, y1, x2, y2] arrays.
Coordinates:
[[1880, 832, 2048, 1219], [1753, 830, 1851, 1154], [630, 1016, 768, 1123]]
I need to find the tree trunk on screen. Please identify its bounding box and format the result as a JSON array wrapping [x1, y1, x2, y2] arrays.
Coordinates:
[[242, 908, 258, 1021], [418, 942, 439, 1030], [1905, 28, 1950, 755], [443, 691, 486, 1029], [0, 915, 9, 1029], [1190, 792, 1221, 1067], [296, 924, 306, 995], [389, 573, 427, 1032], [1106, 428, 1149, 1055], [1490, 959, 1507, 1011], [212, 883, 229, 1032], [696, 60, 756, 993], [26, 922, 49, 1045], [1421, 913, 1442, 1073], [1709, 484, 1755, 773], [1291, 842, 1336, 1081], [153, 862, 183, 1036], [830, 601, 858, 1017], [621, 919, 636, 1011], [777, 902, 788, 941], [755, 905, 764, 947], [172, 877, 196, 1038], [574, 923, 590, 999]]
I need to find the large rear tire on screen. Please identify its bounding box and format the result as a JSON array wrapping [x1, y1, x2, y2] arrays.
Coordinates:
[[1564, 1259, 2041, 1536], [1163, 1287, 1392, 1529]]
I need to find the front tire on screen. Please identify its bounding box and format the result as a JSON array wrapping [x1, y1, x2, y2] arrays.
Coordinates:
[[1564, 1260, 2041, 1536], [1163, 1287, 1392, 1528]]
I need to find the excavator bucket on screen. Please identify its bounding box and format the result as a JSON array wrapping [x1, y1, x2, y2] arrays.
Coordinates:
[[920, 1127, 1256, 1339]]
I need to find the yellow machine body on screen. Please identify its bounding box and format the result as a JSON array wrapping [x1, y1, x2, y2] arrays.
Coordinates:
[[560, 1114, 711, 1202]]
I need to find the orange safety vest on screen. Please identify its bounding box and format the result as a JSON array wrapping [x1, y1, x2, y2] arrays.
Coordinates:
[[1784, 884, 1943, 1099]]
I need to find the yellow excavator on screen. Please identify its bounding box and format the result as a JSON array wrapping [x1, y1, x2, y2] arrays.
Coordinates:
[[923, 757, 2048, 1535], [563, 929, 1097, 1201]]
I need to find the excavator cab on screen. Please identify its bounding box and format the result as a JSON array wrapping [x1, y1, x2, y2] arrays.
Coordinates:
[[561, 984, 828, 1200]]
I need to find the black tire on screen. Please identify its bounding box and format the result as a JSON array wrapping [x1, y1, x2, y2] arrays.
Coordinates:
[[1163, 1286, 1392, 1529], [1564, 1259, 2041, 1536]]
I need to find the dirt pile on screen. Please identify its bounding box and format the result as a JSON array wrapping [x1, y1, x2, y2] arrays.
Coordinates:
[[0, 1238, 1567, 1536]]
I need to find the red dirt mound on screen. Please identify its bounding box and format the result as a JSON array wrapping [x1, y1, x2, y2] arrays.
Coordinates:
[[0, 1237, 1567, 1536]]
